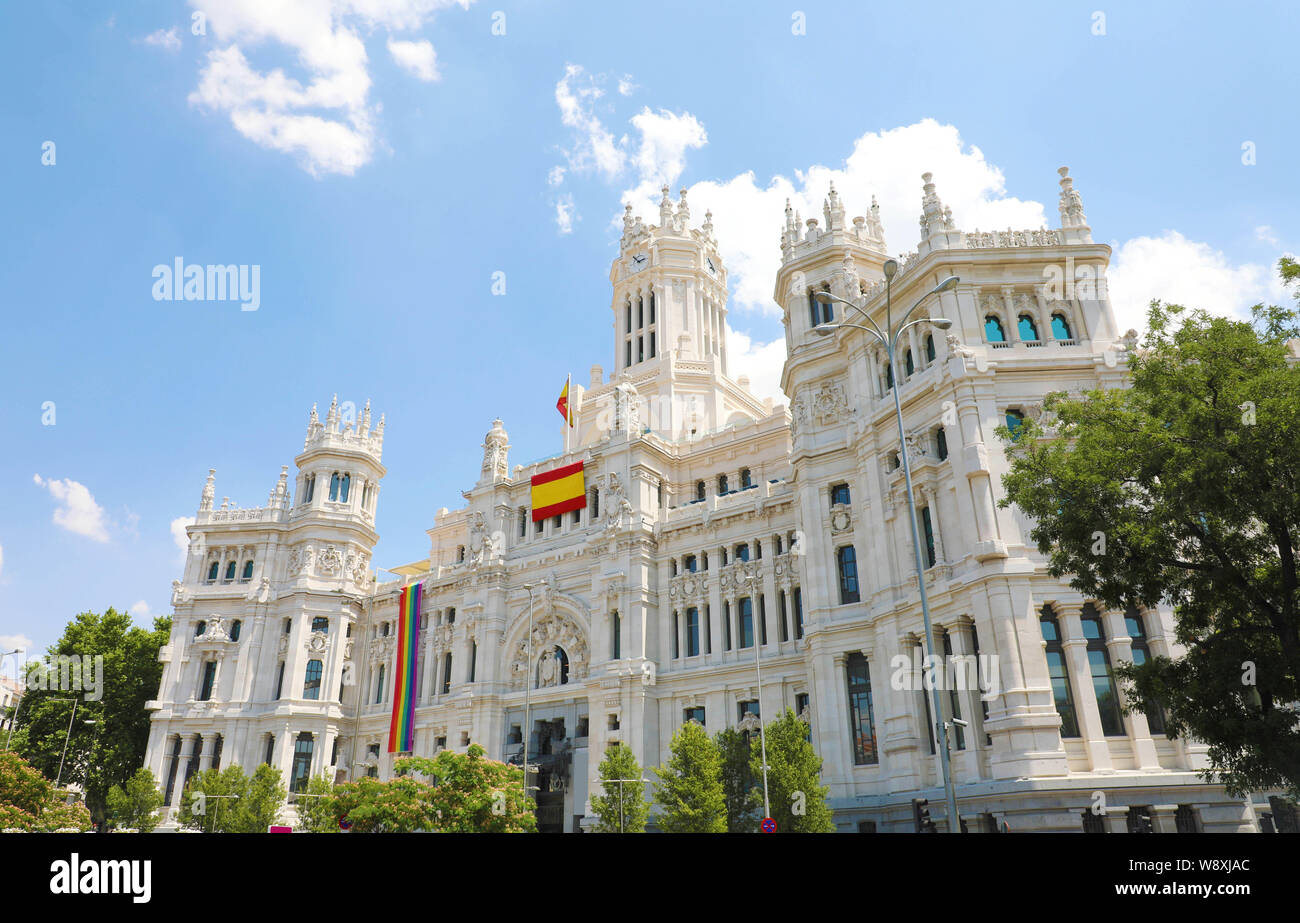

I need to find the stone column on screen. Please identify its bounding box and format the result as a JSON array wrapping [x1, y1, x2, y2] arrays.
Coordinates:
[[1100, 607, 1161, 769], [1001, 286, 1018, 343], [948, 620, 985, 781], [1058, 603, 1113, 772]]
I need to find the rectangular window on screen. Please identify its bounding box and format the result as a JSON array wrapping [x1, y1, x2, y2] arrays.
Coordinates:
[[940, 633, 965, 750], [846, 653, 878, 764], [1082, 612, 1124, 736], [738, 699, 760, 721], [625, 340, 632, 368], [793, 587, 804, 640], [738, 597, 754, 649], [837, 546, 861, 604], [686, 607, 700, 657], [778, 592, 789, 642], [441, 652, 453, 695], [469, 641, 477, 683], [1125, 609, 1167, 735], [290, 733, 314, 793], [921, 508, 937, 568], [274, 661, 285, 700], [611, 611, 621, 659], [704, 604, 712, 654], [830, 482, 851, 506], [684, 706, 705, 726], [264, 735, 275, 767], [199, 661, 217, 701], [1040, 612, 1080, 738], [723, 601, 732, 650], [303, 659, 323, 700], [649, 330, 656, 358]]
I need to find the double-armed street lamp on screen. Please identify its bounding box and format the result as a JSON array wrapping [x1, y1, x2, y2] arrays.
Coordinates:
[[813, 262, 962, 831], [739, 573, 771, 825], [521, 583, 537, 806]]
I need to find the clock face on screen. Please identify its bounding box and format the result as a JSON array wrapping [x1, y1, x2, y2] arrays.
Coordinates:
[[630, 253, 648, 271], [705, 256, 717, 275]]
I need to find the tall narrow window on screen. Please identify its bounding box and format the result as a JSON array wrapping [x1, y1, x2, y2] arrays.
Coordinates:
[[723, 601, 732, 650], [704, 603, 712, 653], [984, 316, 1005, 342], [941, 632, 965, 750], [303, 659, 323, 700], [836, 546, 861, 604], [672, 612, 680, 659], [340, 473, 351, 502], [206, 562, 219, 582], [905, 349, 915, 376], [695, 481, 706, 501], [290, 732, 314, 792], [740, 468, 753, 489], [469, 641, 478, 682], [303, 474, 315, 503], [686, 607, 700, 657], [921, 507, 937, 567], [925, 334, 936, 362], [1039, 608, 1080, 738], [1051, 313, 1072, 340], [1005, 409, 1026, 440], [374, 664, 385, 704], [274, 661, 285, 700], [611, 611, 621, 659], [1082, 606, 1124, 736], [1125, 604, 1166, 735], [936, 427, 949, 460], [738, 597, 754, 649], [884, 362, 894, 390], [793, 587, 804, 640], [199, 661, 218, 701], [758, 595, 767, 645], [778, 592, 789, 642], [264, 735, 275, 767], [329, 472, 340, 501], [718, 474, 729, 494], [1018, 315, 1039, 341], [441, 652, 453, 695], [224, 561, 237, 581], [241, 559, 254, 580], [846, 652, 879, 765], [649, 291, 656, 324]]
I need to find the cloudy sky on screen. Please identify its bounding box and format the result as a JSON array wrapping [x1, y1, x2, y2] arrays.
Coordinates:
[[1, 0, 1296, 670]]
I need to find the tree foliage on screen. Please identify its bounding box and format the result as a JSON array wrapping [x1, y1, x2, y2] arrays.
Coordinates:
[[327, 745, 535, 833], [715, 727, 761, 832], [106, 767, 165, 832], [999, 261, 1300, 797], [294, 774, 338, 833], [652, 722, 726, 832], [756, 709, 834, 832], [13, 607, 170, 825], [179, 763, 287, 833], [0, 750, 93, 832], [590, 742, 649, 832]]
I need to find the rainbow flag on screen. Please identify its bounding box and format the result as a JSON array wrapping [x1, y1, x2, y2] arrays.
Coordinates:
[[387, 582, 421, 753]]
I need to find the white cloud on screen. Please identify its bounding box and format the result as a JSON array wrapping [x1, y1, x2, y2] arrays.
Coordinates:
[[32, 475, 110, 543], [555, 64, 626, 180], [171, 516, 196, 564], [185, 0, 472, 177], [623, 108, 707, 204], [727, 327, 789, 407], [621, 119, 1046, 316], [1106, 231, 1277, 335], [387, 38, 439, 81], [130, 600, 153, 620], [140, 27, 181, 51], [554, 194, 576, 234], [617, 75, 637, 96], [1256, 225, 1281, 247], [547, 165, 566, 187], [0, 634, 32, 655]]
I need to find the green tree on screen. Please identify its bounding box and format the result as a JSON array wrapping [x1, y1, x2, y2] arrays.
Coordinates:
[[756, 709, 834, 832], [328, 773, 440, 833], [590, 742, 649, 832], [106, 767, 165, 832], [999, 260, 1300, 797], [400, 745, 535, 832], [14, 607, 170, 826], [652, 721, 726, 832], [715, 727, 761, 832], [294, 774, 338, 833], [0, 750, 93, 832], [180, 763, 286, 833]]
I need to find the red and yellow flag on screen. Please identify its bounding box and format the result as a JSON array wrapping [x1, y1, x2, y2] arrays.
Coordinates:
[[556, 377, 574, 427], [531, 460, 586, 521]]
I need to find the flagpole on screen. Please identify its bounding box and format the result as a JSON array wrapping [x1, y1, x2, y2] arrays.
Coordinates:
[[563, 372, 571, 456]]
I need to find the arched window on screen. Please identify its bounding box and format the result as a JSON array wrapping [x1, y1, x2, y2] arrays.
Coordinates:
[[1051, 313, 1073, 340], [374, 665, 385, 704], [735, 543, 750, 562], [230, 620, 242, 642], [925, 334, 936, 363], [302, 474, 315, 504], [1082, 605, 1124, 736], [206, 562, 219, 582], [936, 427, 948, 460], [695, 481, 706, 502], [836, 546, 860, 604], [671, 559, 678, 577], [984, 315, 1005, 343], [648, 291, 656, 324], [718, 474, 729, 494], [884, 362, 894, 390], [740, 468, 753, 489], [1005, 409, 1026, 440], [241, 560, 254, 580], [1039, 607, 1079, 737], [224, 561, 237, 581], [303, 659, 323, 700], [194, 620, 206, 638], [329, 472, 340, 501], [684, 554, 697, 574], [442, 652, 453, 694], [556, 646, 569, 685], [339, 473, 351, 503], [905, 349, 915, 376], [1018, 315, 1039, 341], [808, 287, 833, 327]]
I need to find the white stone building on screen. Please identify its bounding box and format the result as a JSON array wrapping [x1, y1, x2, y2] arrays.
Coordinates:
[[145, 169, 1269, 832]]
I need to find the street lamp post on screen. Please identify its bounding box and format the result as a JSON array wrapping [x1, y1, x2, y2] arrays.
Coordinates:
[[1, 648, 23, 751], [740, 573, 770, 824], [521, 583, 537, 809], [814, 265, 963, 831]]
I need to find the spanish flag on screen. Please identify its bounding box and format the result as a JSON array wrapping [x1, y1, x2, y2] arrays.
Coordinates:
[[531, 460, 586, 521], [556, 376, 574, 427]]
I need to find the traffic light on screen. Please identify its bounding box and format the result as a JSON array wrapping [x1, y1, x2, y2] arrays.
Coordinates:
[[912, 798, 937, 834]]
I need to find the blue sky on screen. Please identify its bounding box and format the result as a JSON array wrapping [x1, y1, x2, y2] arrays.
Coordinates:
[[1, 0, 1296, 670]]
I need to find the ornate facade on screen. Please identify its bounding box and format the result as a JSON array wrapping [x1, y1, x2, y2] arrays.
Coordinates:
[[146, 171, 1267, 832]]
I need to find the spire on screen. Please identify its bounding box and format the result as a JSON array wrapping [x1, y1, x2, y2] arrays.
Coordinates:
[[920, 172, 947, 238], [675, 187, 690, 228], [659, 185, 673, 227], [824, 182, 844, 231], [326, 394, 339, 430], [199, 468, 215, 512], [868, 194, 886, 246], [362, 399, 372, 434], [702, 208, 714, 239]]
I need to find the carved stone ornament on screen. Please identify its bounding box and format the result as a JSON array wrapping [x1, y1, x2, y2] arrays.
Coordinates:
[[830, 505, 853, 534], [508, 611, 589, 691], [305, 630, 329, 654], [318, 544, 342, 577]]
